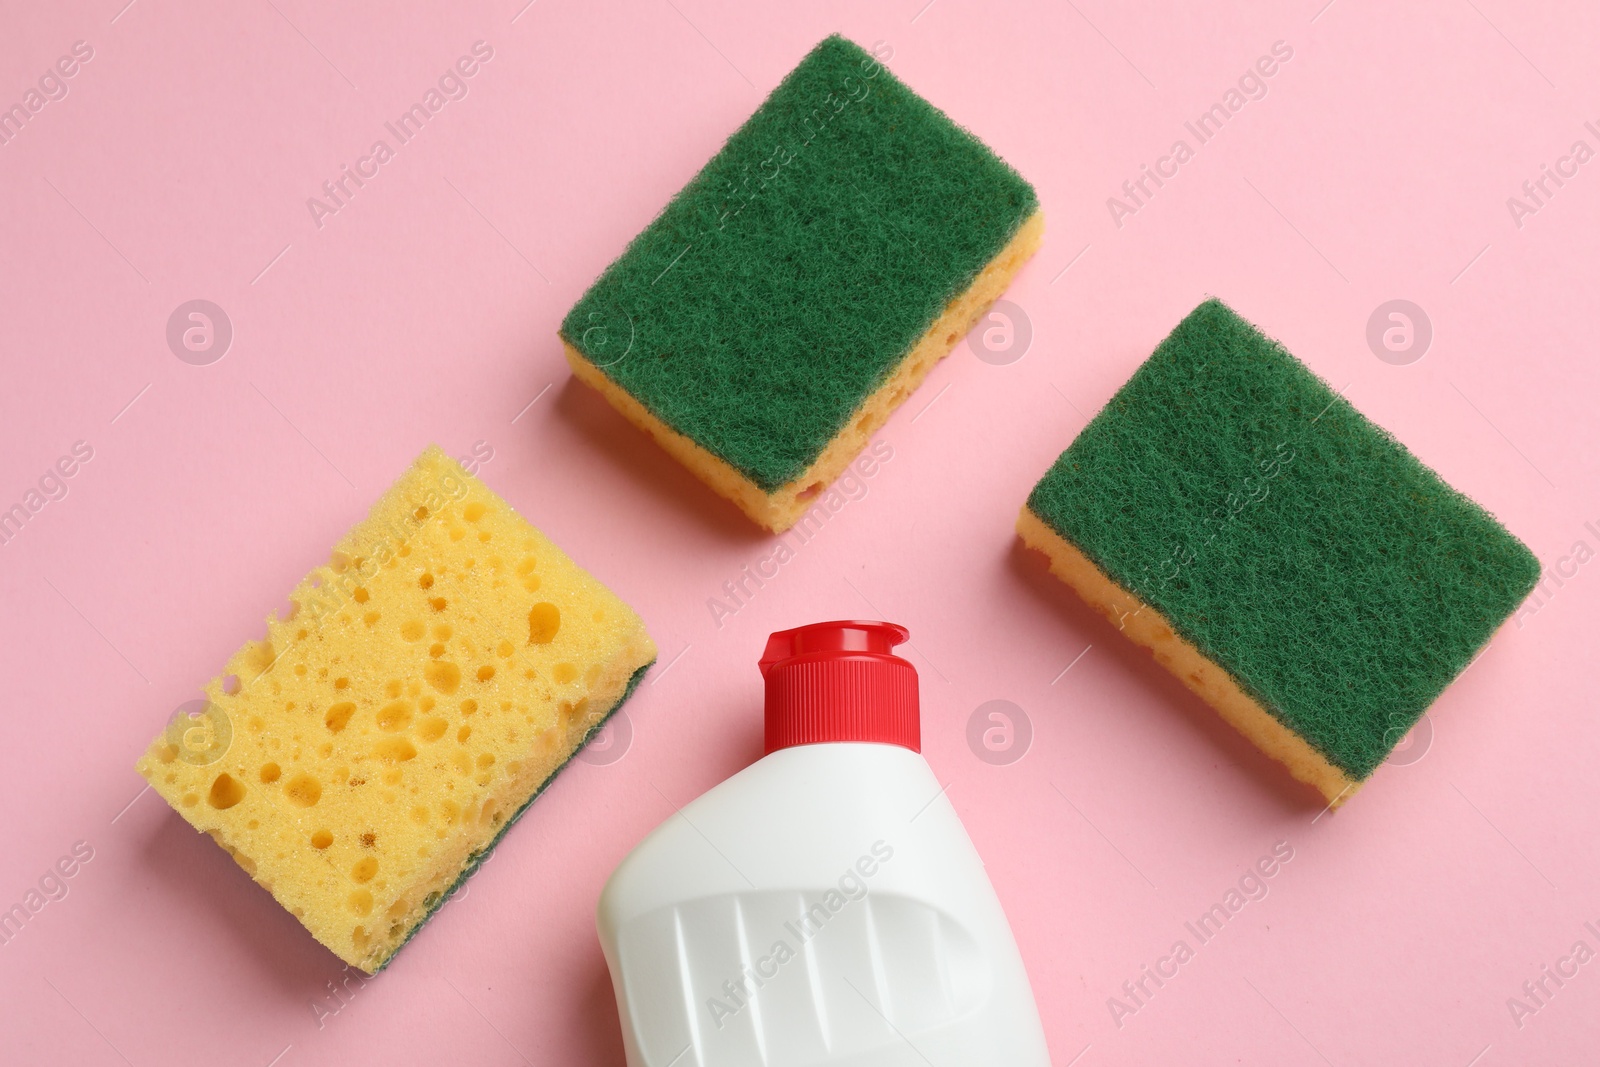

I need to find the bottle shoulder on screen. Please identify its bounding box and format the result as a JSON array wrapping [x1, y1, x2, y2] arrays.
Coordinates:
[[598, 743, 983, 930]]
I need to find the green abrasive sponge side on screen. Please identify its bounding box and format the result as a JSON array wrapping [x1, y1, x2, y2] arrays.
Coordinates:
[[560, 34, 1039, 513], [1023, 298, 1539, 792]]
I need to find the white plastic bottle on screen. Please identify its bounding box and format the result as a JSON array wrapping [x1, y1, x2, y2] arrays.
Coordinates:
[[597, 621, 1052, 1066]]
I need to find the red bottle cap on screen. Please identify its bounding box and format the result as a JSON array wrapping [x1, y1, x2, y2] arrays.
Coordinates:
[[759, 620, 920, 754]]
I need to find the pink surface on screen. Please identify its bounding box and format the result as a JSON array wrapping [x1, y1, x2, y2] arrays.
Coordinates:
[[2, 1, 1596, 1063]]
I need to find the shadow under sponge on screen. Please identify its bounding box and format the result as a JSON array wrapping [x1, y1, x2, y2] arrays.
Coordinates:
[[561, 34, 1041, 531], [1018, 299, 1540, 805]]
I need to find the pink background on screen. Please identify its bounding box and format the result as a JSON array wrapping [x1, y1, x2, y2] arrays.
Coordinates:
[[2, 1, 1597, 1064]]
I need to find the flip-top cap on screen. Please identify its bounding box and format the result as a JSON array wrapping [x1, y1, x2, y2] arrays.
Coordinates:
[[759, 620, 920, 754]]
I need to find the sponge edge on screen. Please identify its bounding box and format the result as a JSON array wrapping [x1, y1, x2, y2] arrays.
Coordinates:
[[136, 446, 656, 971], [567, 210, 1043, 532], [1016, 507, 1361, 806]]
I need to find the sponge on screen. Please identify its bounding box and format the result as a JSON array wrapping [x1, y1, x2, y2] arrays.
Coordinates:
[[561, 34, 1041, 531], [1018, 299, 1539, 806], [137, 446, 656, 971]]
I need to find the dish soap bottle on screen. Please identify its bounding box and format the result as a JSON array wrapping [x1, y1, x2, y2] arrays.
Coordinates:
[[596, 620, 1051, 1066]]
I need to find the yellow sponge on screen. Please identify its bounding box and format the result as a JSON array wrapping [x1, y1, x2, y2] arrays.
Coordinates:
[[136, 446, 656, 971]]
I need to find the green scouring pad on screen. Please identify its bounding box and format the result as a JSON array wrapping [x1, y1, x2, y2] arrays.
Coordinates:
[[1017, 299, 1539, 806], [561, 34, 1042, 532]]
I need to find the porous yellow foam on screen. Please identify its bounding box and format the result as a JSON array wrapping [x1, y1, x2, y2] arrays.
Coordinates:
[[566, 210, 1045, 532], [1016, 507, 1360, 808], [137, 446, 656, 970]]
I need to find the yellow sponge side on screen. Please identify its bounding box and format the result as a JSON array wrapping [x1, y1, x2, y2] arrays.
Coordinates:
[[1017, 507, 1359, 808], [567, 210, 1044, 532], [137, 446, 656, 970]]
